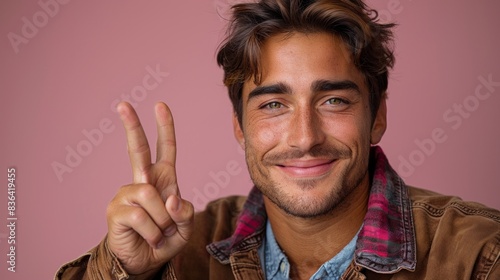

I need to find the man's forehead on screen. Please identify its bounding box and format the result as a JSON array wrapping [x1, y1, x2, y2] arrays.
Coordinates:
[[261, 32, 353, 59], [241, 32, 363, 96]]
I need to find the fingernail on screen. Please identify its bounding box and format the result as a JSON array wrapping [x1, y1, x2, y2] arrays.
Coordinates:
[[171, 195, 181, 212], [164, 225, 177, 237], [156, 238, 165, 249]]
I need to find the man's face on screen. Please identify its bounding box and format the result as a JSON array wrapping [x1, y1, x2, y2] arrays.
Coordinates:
[[234, 32, 386, 218]]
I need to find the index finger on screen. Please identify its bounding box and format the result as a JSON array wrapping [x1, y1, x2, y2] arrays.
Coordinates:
[[117, 102, 151, 183]]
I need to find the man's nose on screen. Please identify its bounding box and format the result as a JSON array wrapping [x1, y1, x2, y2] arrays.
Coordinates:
[[286, 107, 326, 151]]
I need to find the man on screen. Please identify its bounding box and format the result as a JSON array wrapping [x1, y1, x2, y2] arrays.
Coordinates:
[[57, 0, 500, 279]]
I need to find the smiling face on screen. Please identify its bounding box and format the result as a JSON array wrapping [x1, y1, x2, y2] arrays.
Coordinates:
[[233, 32, 387, 218]]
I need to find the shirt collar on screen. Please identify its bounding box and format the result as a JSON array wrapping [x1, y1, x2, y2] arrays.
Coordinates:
[[263, 221, 290, 279], [263, 220, 361, 280], [207, 146, 417, 273]]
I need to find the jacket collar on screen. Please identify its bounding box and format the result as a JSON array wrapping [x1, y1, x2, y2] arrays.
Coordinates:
[[206, 146, 416, 273], [354, 146, 416, 273]]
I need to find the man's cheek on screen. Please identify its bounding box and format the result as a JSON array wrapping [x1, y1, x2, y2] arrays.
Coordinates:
[[257, 128, 276, 143], [249, 121, 281, 145], [324, 121, 354, 139], [346, 118, 372, 141]]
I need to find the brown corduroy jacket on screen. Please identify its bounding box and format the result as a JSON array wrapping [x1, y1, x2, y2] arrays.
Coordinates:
[[56, 185, 499, 280]]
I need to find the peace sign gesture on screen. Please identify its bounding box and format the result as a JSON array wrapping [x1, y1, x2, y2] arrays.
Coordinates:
[[106, 102, 194, 277]]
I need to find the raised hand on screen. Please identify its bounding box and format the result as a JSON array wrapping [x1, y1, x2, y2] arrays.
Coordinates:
[[106, 102, 194, 277]]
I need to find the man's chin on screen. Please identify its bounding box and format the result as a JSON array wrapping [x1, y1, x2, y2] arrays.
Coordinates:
[[275, 199, 338, 219], [265, 190, 342, 219]]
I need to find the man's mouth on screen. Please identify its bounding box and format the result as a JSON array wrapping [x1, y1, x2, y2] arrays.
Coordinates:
[[276, 159, 336, 178]]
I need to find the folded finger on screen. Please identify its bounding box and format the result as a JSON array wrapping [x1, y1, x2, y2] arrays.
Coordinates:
[[165, 195, 194, 242], [111, 205, 165, 249], [122, 184, 173, 231]]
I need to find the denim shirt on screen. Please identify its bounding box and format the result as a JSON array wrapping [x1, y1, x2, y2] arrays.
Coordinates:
[[259, 220, 360, 280]]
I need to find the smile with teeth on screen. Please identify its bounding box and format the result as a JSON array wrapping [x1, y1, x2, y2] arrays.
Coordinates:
[[276, 159, 336, 178]]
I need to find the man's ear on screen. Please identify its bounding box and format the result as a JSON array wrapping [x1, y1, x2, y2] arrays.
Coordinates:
[[370, 96, 387, 145], [233, 112, 245, 149]]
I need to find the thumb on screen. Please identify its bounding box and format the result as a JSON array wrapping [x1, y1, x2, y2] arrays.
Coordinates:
[[165, 195, 194, 242]]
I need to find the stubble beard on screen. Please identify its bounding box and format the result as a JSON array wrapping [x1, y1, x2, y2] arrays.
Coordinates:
[[245, 144, 369, 219]]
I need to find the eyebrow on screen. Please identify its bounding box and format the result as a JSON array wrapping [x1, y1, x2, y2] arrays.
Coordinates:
[[248, 82, 292, 100], [247, 79, 360, 101], [311, 79, 360, 94]]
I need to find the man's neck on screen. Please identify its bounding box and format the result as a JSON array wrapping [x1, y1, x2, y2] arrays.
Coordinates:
[[264, 178, 369, 280]]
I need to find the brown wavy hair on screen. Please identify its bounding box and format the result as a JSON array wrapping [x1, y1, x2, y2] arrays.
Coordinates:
[[216, 0, 395, 125]]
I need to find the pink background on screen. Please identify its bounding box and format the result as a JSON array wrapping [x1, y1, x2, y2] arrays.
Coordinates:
[[1, 0, 499, 279]]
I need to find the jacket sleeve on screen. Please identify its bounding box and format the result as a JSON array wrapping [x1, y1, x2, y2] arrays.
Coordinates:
[[55, 235, 179, 280], [485, 236, 500, 280], [489, 263, 500, 280], [55, 236, 130, 280]]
